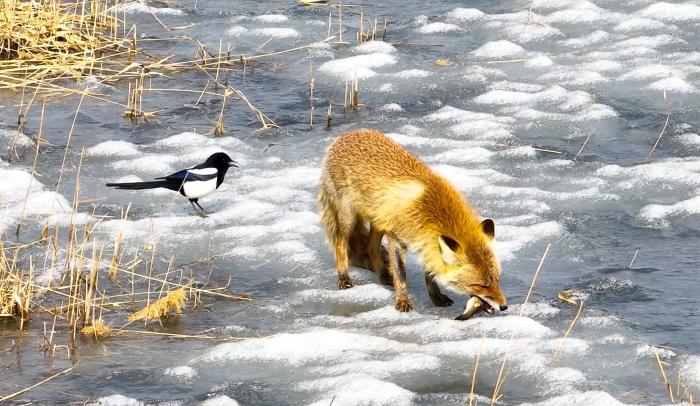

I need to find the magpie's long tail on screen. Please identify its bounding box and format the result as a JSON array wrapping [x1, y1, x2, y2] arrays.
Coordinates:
[[106, 180, 173, 190]]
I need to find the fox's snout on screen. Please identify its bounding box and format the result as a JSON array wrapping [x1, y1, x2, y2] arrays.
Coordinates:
[[500, 304, 508, 311]]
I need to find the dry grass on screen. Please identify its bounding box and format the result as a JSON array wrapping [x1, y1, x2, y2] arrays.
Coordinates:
[[0, 0, 282, 133], [127, 288, 187, 322], [81, 318, 112, 338]]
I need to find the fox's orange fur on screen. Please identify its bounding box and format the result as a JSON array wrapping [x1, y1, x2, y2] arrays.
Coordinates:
[[318, 129, 506, 312]]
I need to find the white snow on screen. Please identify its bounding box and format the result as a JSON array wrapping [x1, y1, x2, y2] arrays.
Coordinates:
[[644, 77, 696, 93], [89, 395, 143, 406], [471, 40, 527, 59], [318, 53, 398, 79], [111, 2, 184, 15], [253, 14, 289, 23], [87, 140, 140, 158], [417, 22, 461, 34], [446, 8, 486, 22], [353, 41, 396, 55], [164, 365, 198, 380], [638, 2, 700, 22], [201, 396, 240, 406], [247, 28, 299, 38]]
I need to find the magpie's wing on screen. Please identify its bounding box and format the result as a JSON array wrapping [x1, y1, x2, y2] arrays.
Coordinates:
[[156, 167, 217, 182]]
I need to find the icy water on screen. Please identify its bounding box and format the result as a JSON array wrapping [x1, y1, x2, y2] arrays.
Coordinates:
[[2, 0, 700, 404]]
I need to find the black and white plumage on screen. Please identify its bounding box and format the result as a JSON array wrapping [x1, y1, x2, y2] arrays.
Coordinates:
[[106, 152, 238, 218]]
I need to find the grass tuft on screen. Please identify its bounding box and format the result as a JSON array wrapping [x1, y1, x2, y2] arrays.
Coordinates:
[[127, 288, 187, 322]]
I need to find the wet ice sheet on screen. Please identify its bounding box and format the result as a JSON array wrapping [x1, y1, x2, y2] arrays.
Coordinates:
[[1, 0, 700, 404]]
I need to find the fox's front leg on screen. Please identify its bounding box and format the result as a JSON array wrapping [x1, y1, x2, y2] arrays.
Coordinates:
[[387, 233, 412, 312], [368, 225, 392, 286], [425, 273, 453, 307]]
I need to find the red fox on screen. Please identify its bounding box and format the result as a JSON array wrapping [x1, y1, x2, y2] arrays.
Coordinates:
[[317, 129, 507, 316]]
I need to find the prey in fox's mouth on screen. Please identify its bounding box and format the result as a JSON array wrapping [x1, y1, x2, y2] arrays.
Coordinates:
[[455, 295, 505, 320]]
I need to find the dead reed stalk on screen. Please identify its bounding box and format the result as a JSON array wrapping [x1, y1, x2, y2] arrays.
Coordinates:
[[491, 243, 551, 405]]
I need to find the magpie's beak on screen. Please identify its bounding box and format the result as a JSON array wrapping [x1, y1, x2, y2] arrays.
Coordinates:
[[228, 161, 239, 168]]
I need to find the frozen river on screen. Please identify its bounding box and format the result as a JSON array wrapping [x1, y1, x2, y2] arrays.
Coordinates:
[[1, 0, 699, 404]]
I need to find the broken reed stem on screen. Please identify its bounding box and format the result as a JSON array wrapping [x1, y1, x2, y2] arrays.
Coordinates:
[[15, 98, 46, 236], [550, 300, 584, 367], [115, 329, 247, 340], [647, 113, 670, 160], [527, 0, 536, 24], [351, 71, 359, 109], [338, 0, 343, 43], [469, 335, 485, 406], [491, 243, 551, 405], [53, 92, 85, 208], [629, 248, 639, 269], [326, 102, 333, 129], [213, 88, 230, 136], [309, 49, 315, 129], [573, 133, 592, 161], [653, 347, 675, 403]]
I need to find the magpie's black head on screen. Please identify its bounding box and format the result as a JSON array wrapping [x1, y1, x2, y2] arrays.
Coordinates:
[[204, 152, 239, 172]]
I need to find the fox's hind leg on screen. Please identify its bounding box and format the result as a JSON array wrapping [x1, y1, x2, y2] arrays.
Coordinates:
[[334, 198, 357, 289], [334, 239, 352, 289], [387, 233, 412, 312], [367, 225, 392, 286], [317, 181, 354, 289], [425, 274, 454, 307]]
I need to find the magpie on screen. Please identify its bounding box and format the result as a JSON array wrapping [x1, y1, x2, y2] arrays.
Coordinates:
[[106, 152, 238, 218]]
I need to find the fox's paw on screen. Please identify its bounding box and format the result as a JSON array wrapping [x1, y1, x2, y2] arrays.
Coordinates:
[[431, 294, 454, 307], [337, 275, 354, 289], [395, 298, 413, 312]]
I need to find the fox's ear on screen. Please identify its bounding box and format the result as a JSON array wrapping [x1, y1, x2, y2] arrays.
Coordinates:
[[481, 218, 495, 240], [438, 235, 460, 265]]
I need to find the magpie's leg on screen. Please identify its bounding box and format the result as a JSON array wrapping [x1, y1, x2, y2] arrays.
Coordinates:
[[189, 199, 207, 218], [194, 201, 209, 215]]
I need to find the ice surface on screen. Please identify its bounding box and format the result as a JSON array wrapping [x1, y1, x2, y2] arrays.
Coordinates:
[[87, 140, 140, 158], [195, 329, 406, 366], [645, 77, 696, 93], [471, 40, 527, 59], [201, 396, 240, 406], [318, 53, 398, 79], [681, 355, 700, 390], [518, 391, 628, 406], [88, 395, 143, 406], [253, 14, 289, 24], [638, 2, 700, 22], [0, 166, 80, 234], [638, 196, 700, 226], [417, 22, 462, 34], [353, 41, 396, 55], [111, 2, 184, 15], [164, 365, 198, 380], [613, 18, 669, 33], [446, 8, 486, 22], [304, 374, 416, 406]]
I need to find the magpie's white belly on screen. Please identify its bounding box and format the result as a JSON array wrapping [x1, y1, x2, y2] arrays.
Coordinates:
[[182, 178, 217, 199]]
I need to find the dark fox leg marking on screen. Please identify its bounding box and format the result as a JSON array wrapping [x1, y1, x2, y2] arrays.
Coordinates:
[[425, 273, 453, 307], [387, 233, 412, 312], [368, 225, 393, 287]]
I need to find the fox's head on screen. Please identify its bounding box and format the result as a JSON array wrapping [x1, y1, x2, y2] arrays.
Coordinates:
[[432, 218, 507, 317]]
